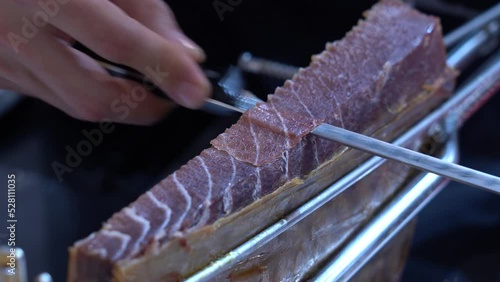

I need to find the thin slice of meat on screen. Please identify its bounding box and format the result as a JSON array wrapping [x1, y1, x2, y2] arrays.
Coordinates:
[[211, 103, 322, 167]]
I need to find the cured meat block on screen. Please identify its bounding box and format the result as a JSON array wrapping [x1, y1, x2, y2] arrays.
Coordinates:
[[68, 1, 457, 281]]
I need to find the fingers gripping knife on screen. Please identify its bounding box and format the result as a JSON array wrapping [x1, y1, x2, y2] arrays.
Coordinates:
[[96, 4, 500, 194]]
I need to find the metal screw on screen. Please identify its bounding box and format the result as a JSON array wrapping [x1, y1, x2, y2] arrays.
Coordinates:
[[428, 122, 449, 144]]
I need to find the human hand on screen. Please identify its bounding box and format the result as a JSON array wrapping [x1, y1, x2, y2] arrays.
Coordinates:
[[0, 0, 211, 125]]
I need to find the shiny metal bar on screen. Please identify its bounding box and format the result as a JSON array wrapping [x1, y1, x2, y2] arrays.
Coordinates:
[[313, 136, 459, 282], [443, 2, 500, 47], [202, 98, 245, 115], [446, 51, 500, 130], [312, 123, 500, 193], [447, 21, 499, 70]]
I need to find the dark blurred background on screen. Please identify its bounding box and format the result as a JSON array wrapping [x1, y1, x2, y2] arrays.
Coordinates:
[[0, 0, 498, 281]]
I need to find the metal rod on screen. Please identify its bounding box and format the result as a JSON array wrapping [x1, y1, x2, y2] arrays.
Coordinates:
[[443, 2, 500, 47], [313, 136, 459, 282], [312, 123, 500, 193], [446, 21, 499, 70], [446, 51, 500, 131]]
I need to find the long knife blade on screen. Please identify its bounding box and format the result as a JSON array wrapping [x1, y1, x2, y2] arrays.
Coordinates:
[[312, 123, 500, 193]]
